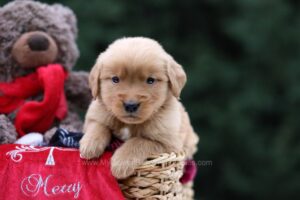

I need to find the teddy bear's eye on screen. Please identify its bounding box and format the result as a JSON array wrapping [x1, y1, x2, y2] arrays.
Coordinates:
[[146, 77, 155, 84], [38, 28, 47, 32], [112, 76, 120, 83], [20, 26, 27, 33]]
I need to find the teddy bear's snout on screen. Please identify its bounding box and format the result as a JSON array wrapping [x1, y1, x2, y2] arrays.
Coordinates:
[[12, 31, 58, 68], [27, 34, 49, 51]]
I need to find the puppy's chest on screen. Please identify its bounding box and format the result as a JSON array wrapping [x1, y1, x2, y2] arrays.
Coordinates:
[[113, 127, 133, 141]]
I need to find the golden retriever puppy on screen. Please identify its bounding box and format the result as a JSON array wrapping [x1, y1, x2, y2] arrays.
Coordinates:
[[80, 37, 199, 179]]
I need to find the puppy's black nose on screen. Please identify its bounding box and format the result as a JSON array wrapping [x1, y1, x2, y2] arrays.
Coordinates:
[[27, 34, 49, 51], [123, 101, 140, 113]]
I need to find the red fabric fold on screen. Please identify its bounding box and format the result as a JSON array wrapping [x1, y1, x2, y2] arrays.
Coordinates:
[[0, 144, 124, 200], [0, 64, 68, 136]]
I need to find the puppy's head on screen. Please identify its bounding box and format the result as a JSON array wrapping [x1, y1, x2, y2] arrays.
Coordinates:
[[89, 37, 186, 124]]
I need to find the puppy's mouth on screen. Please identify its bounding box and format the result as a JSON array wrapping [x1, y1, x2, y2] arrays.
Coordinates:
[[120, 114, 143, 124], [123, 114, 139, 120], [124, 114, 138, 118]]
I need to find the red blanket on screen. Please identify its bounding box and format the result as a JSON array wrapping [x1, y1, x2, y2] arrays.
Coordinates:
[[0, 144, 124, 200], [0, 64, 68, 136]]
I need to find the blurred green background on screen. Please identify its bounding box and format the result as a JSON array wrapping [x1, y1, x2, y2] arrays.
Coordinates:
[[2, 0, 300, 199]]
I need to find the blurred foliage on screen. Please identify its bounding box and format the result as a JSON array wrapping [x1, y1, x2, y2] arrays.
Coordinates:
[[1, 0, 300, 199]]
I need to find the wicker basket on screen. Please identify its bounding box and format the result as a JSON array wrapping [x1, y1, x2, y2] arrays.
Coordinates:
[[119, 152, 194, 200]]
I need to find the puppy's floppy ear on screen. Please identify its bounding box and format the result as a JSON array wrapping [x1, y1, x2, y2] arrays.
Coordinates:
[[89, 58, 102, 100], [166, 56, 187, 98]]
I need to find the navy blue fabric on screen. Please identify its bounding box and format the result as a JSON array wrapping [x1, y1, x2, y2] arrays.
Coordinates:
[[49, 128, 83, 148], [48, 128, 123, 151]]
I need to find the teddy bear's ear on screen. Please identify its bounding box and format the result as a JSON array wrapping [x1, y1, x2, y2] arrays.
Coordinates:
[[89, 56, 103, 100], [166, 55, 187, 99], [51, 4, 78, 37]]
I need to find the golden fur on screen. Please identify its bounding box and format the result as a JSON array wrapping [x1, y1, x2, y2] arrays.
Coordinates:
[[80, 37, 199, 179]]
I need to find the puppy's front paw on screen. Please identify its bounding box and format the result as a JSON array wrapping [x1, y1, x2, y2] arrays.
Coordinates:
[[111, 152, 140, 179], [79, 137, 105, 160]]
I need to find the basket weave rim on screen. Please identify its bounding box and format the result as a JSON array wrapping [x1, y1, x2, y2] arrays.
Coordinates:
[[119, 151, 194, 199], [135, 151, 185, 170]]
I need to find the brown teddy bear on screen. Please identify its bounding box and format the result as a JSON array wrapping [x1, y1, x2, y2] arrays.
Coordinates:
[[0, 0, 91, 144]]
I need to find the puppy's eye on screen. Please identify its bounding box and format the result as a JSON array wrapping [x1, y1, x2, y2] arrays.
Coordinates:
[[112, 76, 120, 83], [146, 77, 155, 84]]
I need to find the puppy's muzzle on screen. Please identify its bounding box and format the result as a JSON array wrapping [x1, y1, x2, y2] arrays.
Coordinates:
[[123, 101, 140, 113]]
